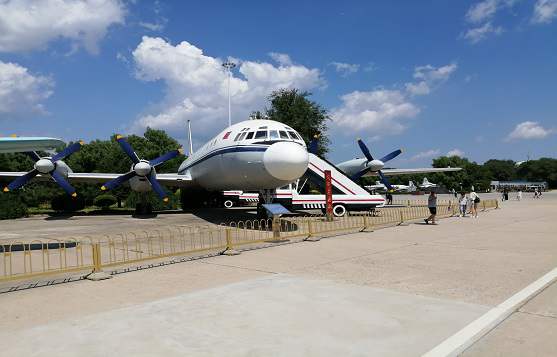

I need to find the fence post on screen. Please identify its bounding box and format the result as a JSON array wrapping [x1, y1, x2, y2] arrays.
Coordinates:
[[482, 201, 486, 211], [398, 209, 409, 226], [272, 216, 281, 240], [363, 213, 374, 232], [496, 200, 499, 209], [86, 242, 112, 281], [305, 220, 321, 241], [223, 228, 240, 255]]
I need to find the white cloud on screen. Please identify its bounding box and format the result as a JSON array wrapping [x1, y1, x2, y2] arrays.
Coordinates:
[[410, 149, 441, 161], [466, 0, 499, 23], [532, 0, 557, 23], [332, 62, 456, 136], [130, 37, 324, 137], [0, 0, 126, 54], [447, 149, 465, 157], [139, 21, 165, 32], [462, 22, 503, 43], [329, 62, 360, 77], [331, 89, 420, 134], [506, 121, 555, 140], [363, 62, 377, 72], [405, 63, 458, 96], [0, 60, 54, 118], [268, 52, 293, 66]]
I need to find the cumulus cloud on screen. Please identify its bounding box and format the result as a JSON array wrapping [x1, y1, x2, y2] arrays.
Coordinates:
[[506, 121, 555, 140], [329, 62, 360, 77], [0, 61, 54, 118], [532, 0, 557, 23], [130, 37, 324, 138], [331, 62, 456, 136], [405, 63, 458, 96], [268, 52, 293, 66], [409, 149, 441, 161], [462, 22, 503, 43], [447, 149, 465, 157], [0, 0, 126, 54], [331, 89, 420, 134]]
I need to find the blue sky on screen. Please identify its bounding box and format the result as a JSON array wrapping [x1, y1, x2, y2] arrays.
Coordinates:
[[0, 0, 556, 167]]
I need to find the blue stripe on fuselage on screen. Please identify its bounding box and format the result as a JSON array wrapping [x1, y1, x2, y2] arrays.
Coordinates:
[[179, 145, 268, 174]]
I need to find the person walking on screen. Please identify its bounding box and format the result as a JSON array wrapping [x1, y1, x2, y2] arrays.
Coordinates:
[[386, 191, 393, 205], [459, 192, 468, 217], [424, 191, 437, 224], [469, 190, 480, 218]]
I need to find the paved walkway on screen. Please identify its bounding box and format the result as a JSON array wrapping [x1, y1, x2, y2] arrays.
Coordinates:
[[0, 192, 555, 356]]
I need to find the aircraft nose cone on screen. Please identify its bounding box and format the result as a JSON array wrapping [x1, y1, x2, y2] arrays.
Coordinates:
[[263, 142, 309, 181], [35, 158, 54, 174], [368, 159, 384, 171], [134, 161, 152, 176]]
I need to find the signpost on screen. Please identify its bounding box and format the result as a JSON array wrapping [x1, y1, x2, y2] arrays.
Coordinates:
[[325, 170, 333, 221]]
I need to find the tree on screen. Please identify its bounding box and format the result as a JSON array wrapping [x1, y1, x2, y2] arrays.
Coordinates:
[[265, 89, 330, 156]]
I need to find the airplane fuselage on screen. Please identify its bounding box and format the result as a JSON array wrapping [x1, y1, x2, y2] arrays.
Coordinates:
[[178, 120, 309, 191]]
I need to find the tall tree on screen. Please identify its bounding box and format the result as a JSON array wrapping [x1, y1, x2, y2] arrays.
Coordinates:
[[265, 89, 330, 156]]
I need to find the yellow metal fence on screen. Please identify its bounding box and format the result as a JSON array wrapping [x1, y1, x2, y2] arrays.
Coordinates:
[[1, 199, 498, 283]]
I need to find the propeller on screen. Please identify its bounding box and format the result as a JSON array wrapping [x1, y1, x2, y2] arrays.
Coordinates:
[[2, 141, 84, 197], [100, 135, 182, 202], [353, 139, 403, 191]]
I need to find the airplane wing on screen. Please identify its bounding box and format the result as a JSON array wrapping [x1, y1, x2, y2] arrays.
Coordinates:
[[0, 172, 194, 188], [364, 167, 462, 176], [0, 137, 66, 153]]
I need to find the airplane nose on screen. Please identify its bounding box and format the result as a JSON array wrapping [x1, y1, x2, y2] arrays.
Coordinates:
[[263, 142, 309, 181]]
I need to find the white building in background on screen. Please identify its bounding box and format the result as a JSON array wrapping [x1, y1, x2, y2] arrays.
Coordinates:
[[490, 181, 547, 192]]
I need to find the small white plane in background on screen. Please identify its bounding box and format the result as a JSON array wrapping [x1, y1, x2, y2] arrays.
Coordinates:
[[0, 119, 310, 209], [365, 180, 416, 193], [419, 177, 437, 189]]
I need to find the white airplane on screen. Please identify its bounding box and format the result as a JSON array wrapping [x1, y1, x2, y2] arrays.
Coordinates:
[[336, 139, 461, 190], [0, 119, 309, 208], [419, 177, 437, 189], [0, 136, 66, 153], [365, 180, 416, 193]]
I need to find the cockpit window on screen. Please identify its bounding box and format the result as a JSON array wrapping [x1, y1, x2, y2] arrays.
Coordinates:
[[254, 130, 267, 139], [245, 132, 254, 140], [269, 130, 279, 139], [287, 131, 299, 140], [279, 130, 289, 139], [238, 132, 247, 141], [233, 133, 242, 141]]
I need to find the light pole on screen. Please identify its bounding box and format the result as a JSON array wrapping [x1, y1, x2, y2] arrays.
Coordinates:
[[222, 61, 236, 127]]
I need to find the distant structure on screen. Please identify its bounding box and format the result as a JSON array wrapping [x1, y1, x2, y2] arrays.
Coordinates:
[[490, 180, 547, 192]]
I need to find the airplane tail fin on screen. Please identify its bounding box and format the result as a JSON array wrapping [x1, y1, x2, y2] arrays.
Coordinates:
[[423, 177, 429, 185]]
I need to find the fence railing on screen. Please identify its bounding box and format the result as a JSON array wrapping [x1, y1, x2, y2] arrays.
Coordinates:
[[0, 199, 498, 283]]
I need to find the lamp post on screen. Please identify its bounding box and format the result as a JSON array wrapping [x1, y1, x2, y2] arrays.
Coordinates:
[[222, 61, 236, 127]]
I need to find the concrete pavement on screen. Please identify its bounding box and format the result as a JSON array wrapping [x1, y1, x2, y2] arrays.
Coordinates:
[[0, 192, 555, 356]]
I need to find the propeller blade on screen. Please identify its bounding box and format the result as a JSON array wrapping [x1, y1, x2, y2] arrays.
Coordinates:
[[308, 135, 319, 155], [51, 141, 84, 162], [51, 171, 77, 197], [378, 171, 393, 191], [357, 139, 374, 161], [24, 151, 41, 161], [146, 171, 168, 202], [101, 171, 137, 191], [149, 149, 181, 167], [4, 169, 39, 191], [379, 149, 403, 163], [115, 135, 140, 164]]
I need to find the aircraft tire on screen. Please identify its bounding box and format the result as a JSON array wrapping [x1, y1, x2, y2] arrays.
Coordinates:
[[224, 199, 234, 208], [332, 204, 347, 217]]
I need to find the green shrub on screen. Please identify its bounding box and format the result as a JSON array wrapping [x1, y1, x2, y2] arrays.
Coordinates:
[[125, 190, 178, 211], [94, 194, 117, 209], [0, 192, 28, 219], [51, 195, 85, 212]]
